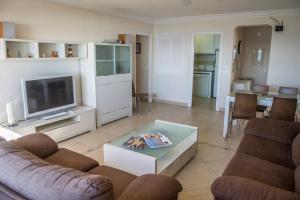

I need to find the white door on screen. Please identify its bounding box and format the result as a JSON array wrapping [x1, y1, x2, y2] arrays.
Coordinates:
[[155, 33, 187, 103]]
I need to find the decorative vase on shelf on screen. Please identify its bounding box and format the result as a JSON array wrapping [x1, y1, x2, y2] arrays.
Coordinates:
[[51, 51, 58, 58], [6, 48, 10, 58], [6, 102, 16, 126], [67, 45, 73, 57], [17, 50, 22, 58]]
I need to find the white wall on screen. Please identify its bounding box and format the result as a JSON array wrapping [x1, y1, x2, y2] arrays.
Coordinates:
[[267, 16, 300, 91], [154, 13, 300, 108], [0, 0, 153, 42], [0, 0, 153, 122], [0, 60, 82, 121]]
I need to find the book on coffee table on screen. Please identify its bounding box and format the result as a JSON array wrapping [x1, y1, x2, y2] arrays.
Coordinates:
[[122, 136, 146, 150], [140, 131, 172, 149]]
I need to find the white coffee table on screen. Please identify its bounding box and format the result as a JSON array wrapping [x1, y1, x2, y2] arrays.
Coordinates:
[[103, 120, 198, 176]]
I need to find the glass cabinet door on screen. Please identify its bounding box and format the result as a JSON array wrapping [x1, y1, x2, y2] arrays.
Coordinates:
[[115, 46, 131, 74], [96, 45, 115, 76]]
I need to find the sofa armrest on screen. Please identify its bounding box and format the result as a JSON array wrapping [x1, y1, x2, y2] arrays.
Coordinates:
[[212, 176, 300, 200], [10, 133, 58, 158], [245, 118, 300, 144], [118, 174, 182, 200]]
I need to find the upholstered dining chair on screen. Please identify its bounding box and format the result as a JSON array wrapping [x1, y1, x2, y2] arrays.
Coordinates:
[[270, 97, 297, 121], [227, 93, 257, 135], [252, 85, 270, 112], [279, 87, 299, 95]]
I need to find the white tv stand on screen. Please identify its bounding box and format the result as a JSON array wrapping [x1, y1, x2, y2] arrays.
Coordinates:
[[0, 106, 96, 142], [42, 111, 70, 120]]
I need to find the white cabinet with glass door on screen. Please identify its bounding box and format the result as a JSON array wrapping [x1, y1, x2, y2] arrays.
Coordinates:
[[81, 43, 132, 127], [194, 35, 215, 54]]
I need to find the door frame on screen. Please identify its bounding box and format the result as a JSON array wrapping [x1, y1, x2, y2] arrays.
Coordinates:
[[189, 32, 224, 111], [134, 32, 153, 102]]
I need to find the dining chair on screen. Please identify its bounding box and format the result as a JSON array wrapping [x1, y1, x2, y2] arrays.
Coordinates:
[[270, 97, 297, 121], [279, 87, 298, 95], [132, 82, 152, 113], [227, 93, 257, 135], [252, 85, 269, 112]]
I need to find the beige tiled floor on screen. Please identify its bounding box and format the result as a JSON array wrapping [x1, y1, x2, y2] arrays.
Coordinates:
[[59, 97, 243, 200]]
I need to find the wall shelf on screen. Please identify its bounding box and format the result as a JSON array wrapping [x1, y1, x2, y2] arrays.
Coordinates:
[[0, 38, 87, 60]]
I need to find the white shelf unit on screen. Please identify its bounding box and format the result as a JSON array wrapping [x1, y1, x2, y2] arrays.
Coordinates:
[[81, 43, 132, 127], [0, 106, 96, 143], [38, 42, 65, 58], [0, 38, 87, 60]]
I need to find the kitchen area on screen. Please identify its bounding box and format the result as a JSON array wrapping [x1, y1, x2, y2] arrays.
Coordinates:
[[193, 34, 220, 102]]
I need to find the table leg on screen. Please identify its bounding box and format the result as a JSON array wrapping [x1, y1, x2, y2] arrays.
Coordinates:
[[223, 96, 231, 138]]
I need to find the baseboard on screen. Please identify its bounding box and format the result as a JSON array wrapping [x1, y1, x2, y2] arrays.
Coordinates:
[[153, 98, 189, 107]]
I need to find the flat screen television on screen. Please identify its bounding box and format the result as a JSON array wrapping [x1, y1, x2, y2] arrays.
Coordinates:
[[21, 75, 76, 119]]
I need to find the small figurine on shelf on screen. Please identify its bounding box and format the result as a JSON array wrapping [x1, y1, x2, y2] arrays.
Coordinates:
[[17, 50, 22, 58], [42, 53, 46, 58], [6, 48, 10, 58], [67, 45, 73, 57], [51, 51, 58, 58]]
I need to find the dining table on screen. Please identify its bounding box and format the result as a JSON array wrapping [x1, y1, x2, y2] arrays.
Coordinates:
[[222, 91, 300, 138]]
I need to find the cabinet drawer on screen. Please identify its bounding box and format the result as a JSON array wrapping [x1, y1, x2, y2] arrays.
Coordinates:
[[97, 106, 132, 126], [96, 81, 132, 114]]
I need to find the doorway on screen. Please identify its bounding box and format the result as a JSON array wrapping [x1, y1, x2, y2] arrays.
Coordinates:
[[231, 25, 272, 92], [135, 35, 150, 95], [191, 33, 222, 110]]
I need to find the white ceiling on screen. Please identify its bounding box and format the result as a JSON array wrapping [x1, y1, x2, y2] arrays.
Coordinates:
[[46, 0, 300, 23]]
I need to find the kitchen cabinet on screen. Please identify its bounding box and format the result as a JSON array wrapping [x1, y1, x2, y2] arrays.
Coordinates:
[[194, 35, 216, 54], [193, 72, 212, 98]]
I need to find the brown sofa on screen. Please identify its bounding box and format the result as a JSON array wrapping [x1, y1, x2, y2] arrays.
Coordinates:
[[211, 118, 300, 200], [0, 134, 182, 200]]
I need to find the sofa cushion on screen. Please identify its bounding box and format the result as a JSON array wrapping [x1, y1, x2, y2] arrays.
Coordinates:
[[223, 153, 294, 191], [11, 134, 58, 158], [245, 118, 300, 144], [237, 134, 294, 169], [212, 176, 300, 200], [45, 148, 99, 172], [295, 166, 300, 193], [89, 165, 137, 198], [118, 174, 182, 200], [0, 141, 114, 200], [292, 133, 300, 167], [0, 183, 26, 200]]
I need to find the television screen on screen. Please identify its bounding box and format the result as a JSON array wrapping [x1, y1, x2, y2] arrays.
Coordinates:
[[23, 76, 75, 117]]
